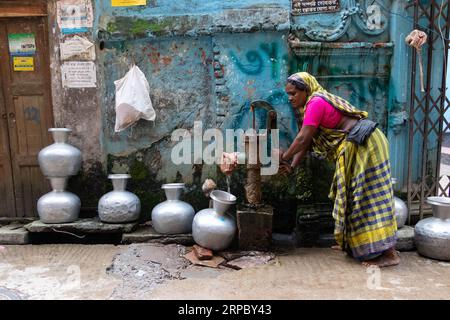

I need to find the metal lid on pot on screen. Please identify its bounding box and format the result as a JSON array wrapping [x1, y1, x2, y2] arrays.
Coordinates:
[[427, 196, 450, 206], [162, 183, 185, 189]]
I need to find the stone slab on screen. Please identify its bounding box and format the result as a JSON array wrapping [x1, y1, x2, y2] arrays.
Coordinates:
[[295, 212, 320, 247], [0, 218, 35, 226], [271, 232, 297, 247], [24, 218, 138, 234], [0, 224, 29, 245], [237, 205, 273, 251], [396, 225, 416, 251], [316, 233, 336, 248], [224, 253, 275, 270], [121, 224, 194, 245]]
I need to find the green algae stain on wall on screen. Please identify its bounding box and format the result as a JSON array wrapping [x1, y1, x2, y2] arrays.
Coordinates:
[[129, 19, 172, 36], [103, 16, 192, 38]]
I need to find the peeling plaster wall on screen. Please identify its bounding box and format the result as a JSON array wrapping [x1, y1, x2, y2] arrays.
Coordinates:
[[95, 0, 291, 38], [99, 36, 215, 182], [90, 0, 401, 185], [93, 0, 293, 185], [47, 0, 102, 169], [43, 0, 427, 211], [213, 32, 294, 143]]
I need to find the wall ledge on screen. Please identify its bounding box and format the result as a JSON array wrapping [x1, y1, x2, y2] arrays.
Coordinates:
[[289, 37, 395, 56]]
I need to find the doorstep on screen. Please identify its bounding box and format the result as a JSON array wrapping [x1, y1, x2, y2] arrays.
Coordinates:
[[396, 225, 416, 251], [0, 223, 29, 245], [24, 218, 138, 234]]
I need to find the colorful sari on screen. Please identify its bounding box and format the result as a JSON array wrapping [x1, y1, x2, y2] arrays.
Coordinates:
[[290, 72, 397, 260]]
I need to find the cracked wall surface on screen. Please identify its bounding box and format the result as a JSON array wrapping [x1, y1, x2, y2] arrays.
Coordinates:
[[43, 0, 420, 225]]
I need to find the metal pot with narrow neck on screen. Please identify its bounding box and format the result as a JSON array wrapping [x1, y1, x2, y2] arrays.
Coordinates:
[[192, 190, 237, 251], [98, 174, 141, 223], [151, 183, 195, 234], [38, 128, 82, 177], [414, 196, 450, 261], [37, 177, 80, 224]]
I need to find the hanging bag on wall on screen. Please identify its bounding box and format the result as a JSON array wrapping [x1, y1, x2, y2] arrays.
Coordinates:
[[114, 64, 156, 132]]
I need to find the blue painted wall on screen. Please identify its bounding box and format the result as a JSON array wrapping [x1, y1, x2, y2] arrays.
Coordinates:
[[213, 32, 294, 143], [89, 0, 435, 194], [96, 0, 291, 15], [94, 0, 293, 184]]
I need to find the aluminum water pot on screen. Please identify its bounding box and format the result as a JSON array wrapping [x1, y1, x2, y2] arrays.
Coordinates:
[[392, 178, 408, 228], [394, 196, 408, 229], [151, 183, 195, 234], [98, 174, 141, 223], [192, 190, 237, 251], [38, 128, 82, 177], [414, 196, 450, 261], [37, 177, 80, 224]]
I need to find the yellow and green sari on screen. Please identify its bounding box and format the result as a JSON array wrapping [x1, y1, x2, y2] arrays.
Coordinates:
[[291, 72, 397, 260]]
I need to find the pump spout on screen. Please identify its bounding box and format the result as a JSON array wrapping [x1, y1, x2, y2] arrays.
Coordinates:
[[250, 100, 277, 133]]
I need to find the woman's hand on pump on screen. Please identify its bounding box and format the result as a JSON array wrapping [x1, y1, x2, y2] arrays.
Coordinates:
[[278, 162, 293, 176], [274, 149, 292, 176]]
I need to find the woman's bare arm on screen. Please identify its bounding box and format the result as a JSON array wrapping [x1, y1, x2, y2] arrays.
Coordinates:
[[282, 125, 317, 163]]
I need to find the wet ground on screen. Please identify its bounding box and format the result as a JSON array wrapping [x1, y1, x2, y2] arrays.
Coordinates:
[[1, 244, 450, 300]]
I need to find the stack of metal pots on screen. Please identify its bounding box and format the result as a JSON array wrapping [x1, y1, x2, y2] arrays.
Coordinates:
[[37, 128, 82, 223], [414, 196, 450, 261]]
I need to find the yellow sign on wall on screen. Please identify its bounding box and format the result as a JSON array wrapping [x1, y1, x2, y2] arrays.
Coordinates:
[[112, 0, 146, 6], [13, 56, 34, 71]]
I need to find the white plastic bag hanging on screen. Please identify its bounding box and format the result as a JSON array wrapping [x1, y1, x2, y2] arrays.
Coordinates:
[[114, 64, 156, 132]]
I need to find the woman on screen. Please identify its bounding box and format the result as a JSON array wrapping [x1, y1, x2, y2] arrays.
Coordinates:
[[280, 72, 399, 268]]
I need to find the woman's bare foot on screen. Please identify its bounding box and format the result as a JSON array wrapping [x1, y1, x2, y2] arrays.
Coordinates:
[[361, 248, 400, 268], [331, 245, 342, 251]]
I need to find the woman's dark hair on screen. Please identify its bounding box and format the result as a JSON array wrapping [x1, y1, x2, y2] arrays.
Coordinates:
[[287, 76, 310, 92]]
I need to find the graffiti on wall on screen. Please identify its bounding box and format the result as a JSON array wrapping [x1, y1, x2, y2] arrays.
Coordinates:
[[229, 43, 288, 81]]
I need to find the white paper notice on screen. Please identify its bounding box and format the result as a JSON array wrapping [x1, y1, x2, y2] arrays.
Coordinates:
[[60, 36, 95, 60], [57, 0, 93, 33], [61, 61, 97, 88]]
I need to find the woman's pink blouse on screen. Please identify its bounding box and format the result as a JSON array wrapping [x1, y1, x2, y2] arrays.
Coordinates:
[[303, 96, 342, 129]]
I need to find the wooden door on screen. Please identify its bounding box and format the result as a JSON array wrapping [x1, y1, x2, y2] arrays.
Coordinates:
[[0, 69, 16, 216], [0, 16, 53, 218]]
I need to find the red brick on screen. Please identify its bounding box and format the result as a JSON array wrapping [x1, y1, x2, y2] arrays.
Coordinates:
[[193, 244, 213, 260]]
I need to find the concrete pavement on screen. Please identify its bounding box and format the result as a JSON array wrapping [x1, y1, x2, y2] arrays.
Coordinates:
[[1, 244, 450, 300]]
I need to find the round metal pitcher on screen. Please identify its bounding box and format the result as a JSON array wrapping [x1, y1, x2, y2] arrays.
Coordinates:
[[392, 178, 408, 229], [414, 196, 450, 261], [38, 128, 82, 177], [151, 183, 195, 234], [98, 174, 141, 223], [192, 190, 237, 251], [37, 177, 80, 224]]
